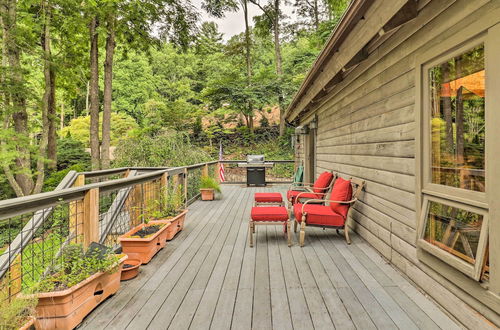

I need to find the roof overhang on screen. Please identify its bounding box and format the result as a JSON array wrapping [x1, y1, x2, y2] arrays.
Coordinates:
[[285, 0, 418, 122]]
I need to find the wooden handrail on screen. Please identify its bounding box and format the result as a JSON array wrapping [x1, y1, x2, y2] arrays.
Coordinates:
[[0, 161, 219, 220]]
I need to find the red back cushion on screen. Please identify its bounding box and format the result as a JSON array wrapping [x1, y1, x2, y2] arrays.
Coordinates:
[[313, 172, 334, 194], [329, 177, 352, 218]]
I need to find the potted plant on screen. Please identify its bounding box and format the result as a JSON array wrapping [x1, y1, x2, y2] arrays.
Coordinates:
[[0, 290, 37, 330], [120, 259, 141, 281], [118, 217, 170, 264], [199, 176, 221, 201], [24, 243, 126, 330], [149, 184, 188, 240]]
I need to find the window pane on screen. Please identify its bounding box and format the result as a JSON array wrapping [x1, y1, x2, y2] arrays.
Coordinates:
[[424, 201, 483, 264], [429, 45, 485, 192]]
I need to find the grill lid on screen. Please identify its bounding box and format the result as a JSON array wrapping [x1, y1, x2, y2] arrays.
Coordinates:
[[247, 155, 265, 163]]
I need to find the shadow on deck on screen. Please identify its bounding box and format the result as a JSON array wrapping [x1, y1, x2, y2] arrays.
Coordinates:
[[80, 185, 460, 330]]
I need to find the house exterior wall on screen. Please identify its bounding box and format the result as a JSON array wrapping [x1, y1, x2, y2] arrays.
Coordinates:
[[295, 0, 500, 327]]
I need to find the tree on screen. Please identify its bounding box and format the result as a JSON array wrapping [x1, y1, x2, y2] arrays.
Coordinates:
[[250, 0, 286, 136], [195, 22, 223, 55], [88, 13, 100, 170]]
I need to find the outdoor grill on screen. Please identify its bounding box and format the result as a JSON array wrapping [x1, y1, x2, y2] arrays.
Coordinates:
[[238, 155, 274, 186]]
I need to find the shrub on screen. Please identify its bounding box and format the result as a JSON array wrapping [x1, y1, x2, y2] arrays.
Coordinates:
[[0, 291, 37, 329], [55, 137, 91, 171], [200, 176, 221, 193], [114, 130, 211, 168], [35, 244, 120, 293]]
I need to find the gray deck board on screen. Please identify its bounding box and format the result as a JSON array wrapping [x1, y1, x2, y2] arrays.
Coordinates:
[[80, 185, 461, 330]]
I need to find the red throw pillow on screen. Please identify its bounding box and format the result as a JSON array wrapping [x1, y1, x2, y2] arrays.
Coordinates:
[[313, 172, 334, 194], [329, 177, 352, 218]]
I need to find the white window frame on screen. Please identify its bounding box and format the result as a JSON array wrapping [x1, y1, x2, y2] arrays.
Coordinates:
[[416, 34, 493, 282]]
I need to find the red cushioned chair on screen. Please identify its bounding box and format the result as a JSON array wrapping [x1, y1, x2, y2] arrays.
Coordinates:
[[287, 171, 336, 212], [249, 206, 291, 247], [293, 177, 365, 246]]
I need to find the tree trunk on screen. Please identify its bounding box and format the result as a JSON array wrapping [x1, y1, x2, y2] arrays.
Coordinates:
[[243, 0, 254, 134], [273, 0, 285, 136], [60, 102, 64, 129], [102, 15, 116, 169], [313, 0, 319, 30], [47, 33, 57, 171], [33, 0, 52, 194], [89, 16, 100, 170], [2, 0, 34, 196], [441, 63, 453, 154]]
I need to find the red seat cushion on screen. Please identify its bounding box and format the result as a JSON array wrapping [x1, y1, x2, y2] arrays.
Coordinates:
[[287, 190, 321, 204], [294, 203, 345, 227], [313, 172, 334, 194], [329, 177, 352, 218], [255, 192, 283, 203], [251, 206, 289, 222]]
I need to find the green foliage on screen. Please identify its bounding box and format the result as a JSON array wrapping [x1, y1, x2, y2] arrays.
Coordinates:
[[60, 113, 139, 148], [0, 291, 37, 329], [55, 137, 91, 171], [200, 176, 221, 193], [141, 184, 185, 223], [35, 244, 120, 293], [43, 164, 87, 192], [114, 130, 211, 168]]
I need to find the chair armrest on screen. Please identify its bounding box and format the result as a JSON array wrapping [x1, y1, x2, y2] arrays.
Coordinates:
[[296, 191, 327, 201], [301, 198, 358, 214]]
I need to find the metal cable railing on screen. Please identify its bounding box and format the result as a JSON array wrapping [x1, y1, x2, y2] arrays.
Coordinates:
[[0, 160, 291, 302]]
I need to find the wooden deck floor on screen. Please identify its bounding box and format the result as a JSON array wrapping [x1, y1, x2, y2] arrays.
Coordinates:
[[80, 185, 460, 330]]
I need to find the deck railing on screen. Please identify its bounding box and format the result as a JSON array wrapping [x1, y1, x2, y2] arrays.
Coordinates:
[[0, 160, 292, 302], [220, 160, 294, 184]]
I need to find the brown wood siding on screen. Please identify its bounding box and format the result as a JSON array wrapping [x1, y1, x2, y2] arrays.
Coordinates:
[[298, 0, 500, 327]]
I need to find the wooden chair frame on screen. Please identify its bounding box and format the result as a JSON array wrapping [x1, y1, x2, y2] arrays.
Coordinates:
[[249, 218, 291, 247], [294, 178, 365, 247], [287, 172, 337, 213]]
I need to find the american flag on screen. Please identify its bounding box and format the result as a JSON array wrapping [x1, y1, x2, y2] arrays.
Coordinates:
[[219, 141, 225, 182]]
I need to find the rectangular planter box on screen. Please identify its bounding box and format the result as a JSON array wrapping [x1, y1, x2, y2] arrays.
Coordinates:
[[150, 209, 188, 241], [119, 223, 170, 264], [30, 255, 127, 330], [200, 188, 215, 201]]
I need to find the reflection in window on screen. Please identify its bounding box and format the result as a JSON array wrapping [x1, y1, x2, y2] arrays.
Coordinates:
[[429, 45, 485, 192], [424, 201, 483, 264]]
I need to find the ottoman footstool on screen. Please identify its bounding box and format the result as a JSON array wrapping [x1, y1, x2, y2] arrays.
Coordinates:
[[249, 206, 291, 247], [254, 192, 284, 206]]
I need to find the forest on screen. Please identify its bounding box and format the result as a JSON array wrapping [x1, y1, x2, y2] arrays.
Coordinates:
[[0, 0, 348, 199]]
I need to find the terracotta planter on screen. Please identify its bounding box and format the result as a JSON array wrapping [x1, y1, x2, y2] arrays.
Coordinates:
[[19, 317, 35, 330], [121, 259, 141, 281], [29, 255, 126, 330], [150, 209, 188, 241], [200, 188, 215, 201], [119, 223, 170, 264]]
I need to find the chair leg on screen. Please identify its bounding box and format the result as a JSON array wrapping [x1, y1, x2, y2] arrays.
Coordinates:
[[299, 218, 306, 247], [249, 222, 254, 247], [287, 221, 292, 247], [344, 226, 351, 245], [294, 219, 298, 233], [252, 222, 256, 233]]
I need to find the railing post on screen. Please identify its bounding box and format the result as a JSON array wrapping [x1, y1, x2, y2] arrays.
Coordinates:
[[83, 188, 99, 248], [183, 168, 188, 207], [215, 162, 221, 183], [202, 164, 209, 177], [70, 174, 85, 244]]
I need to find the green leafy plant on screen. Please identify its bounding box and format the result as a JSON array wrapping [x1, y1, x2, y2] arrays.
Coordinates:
[[139, 184, 185, 223], [200, 176, 221, 193], [0, 290, 37, 329], [34, 244, 120, 293]]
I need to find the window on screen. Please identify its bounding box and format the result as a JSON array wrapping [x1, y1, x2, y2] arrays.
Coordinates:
[[429, 45, 485, 192], [418, 40, 489, 281]]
